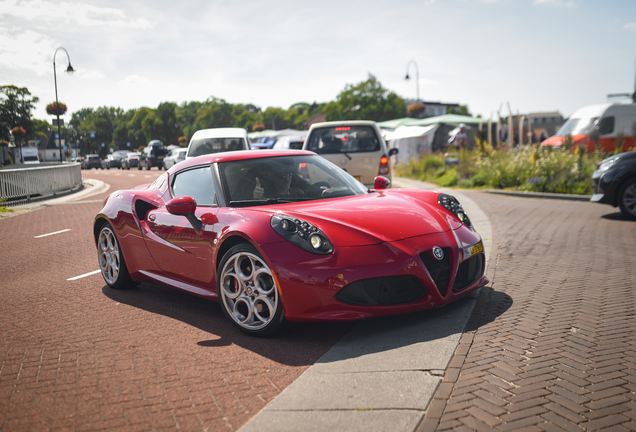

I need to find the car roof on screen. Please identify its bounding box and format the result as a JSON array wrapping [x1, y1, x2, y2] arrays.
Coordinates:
[[191, 128, 248, 140], [309, 120, 379, 128], [175, 149, 315, 170]]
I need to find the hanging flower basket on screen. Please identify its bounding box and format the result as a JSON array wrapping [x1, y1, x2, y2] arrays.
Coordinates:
[[407, 103, 426, 117], [46, 102, 68, 116], [178, 135, 188, 145], [252, 123, 265, 132], [0, 140, 9, 147], [11, 126, 26, 138]]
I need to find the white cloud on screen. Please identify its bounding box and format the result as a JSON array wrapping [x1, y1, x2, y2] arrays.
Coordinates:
[[624, 23, 636, 31], [78, 70, 105, 80], [117, 75, 151, 86], [0, 28, 57, 75], [532, 0, 576, 7], [1, 0, 154, 28]]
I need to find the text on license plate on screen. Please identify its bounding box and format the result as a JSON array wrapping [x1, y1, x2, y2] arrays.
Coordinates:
[[469, 242, 483, 256]]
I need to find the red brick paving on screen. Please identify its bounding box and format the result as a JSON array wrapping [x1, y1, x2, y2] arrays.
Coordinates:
[[1, 170, 351, 431], [420, 192, 636, 432]]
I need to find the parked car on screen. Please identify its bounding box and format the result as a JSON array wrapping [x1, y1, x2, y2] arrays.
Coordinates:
[[94, 150, 488, 336], [272, 135, 306, 150], [186, 128, 251, 159], [163, 148, 186, 169], [102, 154, 123, 169], [251, 136, 278, 149], [303, 121, 398, 188], [138, 140, 169, 170], [122, 152, 140, 169], [591, 150, 636, 219], [84, 154, 102, 169]]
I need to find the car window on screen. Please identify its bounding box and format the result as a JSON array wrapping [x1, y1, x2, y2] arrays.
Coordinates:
[[598, 116, 615, 135], [188, 138, 246, 157], [171, 166, 217, 207], [306, 126, 381, 154], [218, 155, 368, 206]]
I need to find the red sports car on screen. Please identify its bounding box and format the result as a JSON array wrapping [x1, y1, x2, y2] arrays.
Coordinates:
[[95, 150, 489, 336]]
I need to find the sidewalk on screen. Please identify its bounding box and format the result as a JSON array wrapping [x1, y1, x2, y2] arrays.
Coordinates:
[[239, 178, 493, 432]]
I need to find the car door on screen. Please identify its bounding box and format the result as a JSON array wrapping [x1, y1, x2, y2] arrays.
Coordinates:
[[143, 165, 220, 287]]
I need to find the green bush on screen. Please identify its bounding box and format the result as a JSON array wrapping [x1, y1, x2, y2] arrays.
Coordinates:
[[395, 145, 608, 195]]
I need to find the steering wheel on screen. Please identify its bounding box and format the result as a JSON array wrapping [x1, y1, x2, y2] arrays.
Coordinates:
[[305, 181, 331, 197]]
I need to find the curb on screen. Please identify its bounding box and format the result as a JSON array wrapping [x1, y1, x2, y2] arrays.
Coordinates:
[[485, 189, 591, 201]]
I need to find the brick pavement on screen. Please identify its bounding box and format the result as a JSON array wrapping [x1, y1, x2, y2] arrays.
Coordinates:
[[0, 171, 351, 431], [420, 193, 636, 432]]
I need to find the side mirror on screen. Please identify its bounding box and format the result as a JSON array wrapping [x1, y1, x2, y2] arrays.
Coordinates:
[[166, 196, 202, 231], [389, 148, 399, 156], [374, 176, 391, 190]]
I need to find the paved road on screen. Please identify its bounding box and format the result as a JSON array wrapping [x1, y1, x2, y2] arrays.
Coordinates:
[[419, 191, 636, 431], [2, 169, 635, 431], [0, 168, 351, 431]]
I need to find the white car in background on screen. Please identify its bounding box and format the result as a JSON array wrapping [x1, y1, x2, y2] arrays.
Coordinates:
[[185, 128, 251, 159], [303, 120, 398, 188], [163, 148, 186, 169], [272, 135, 306, 150]]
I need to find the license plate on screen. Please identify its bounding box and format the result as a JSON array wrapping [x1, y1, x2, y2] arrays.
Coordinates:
[[158, 156, 165, 159], [469, 242, 483, 256]]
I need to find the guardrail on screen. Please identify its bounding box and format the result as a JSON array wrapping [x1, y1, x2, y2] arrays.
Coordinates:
[[0, 163, 82, 201]]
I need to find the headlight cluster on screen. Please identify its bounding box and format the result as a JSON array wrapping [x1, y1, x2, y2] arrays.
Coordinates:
[[271, 215, 333, 255], [438, 193, 473, 229]]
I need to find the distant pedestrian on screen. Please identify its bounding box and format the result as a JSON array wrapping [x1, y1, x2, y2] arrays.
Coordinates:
[[448, 124, 469, 149]]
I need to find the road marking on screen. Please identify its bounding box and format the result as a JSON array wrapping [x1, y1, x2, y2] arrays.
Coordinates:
[[34, 229, 71, 238], [67, 270, 101, 281]]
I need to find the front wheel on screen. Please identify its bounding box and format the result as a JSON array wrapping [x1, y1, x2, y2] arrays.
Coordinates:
[[217, 243, 285, 336], [97, 222, 134, 289], [618, 179, 636, 220]]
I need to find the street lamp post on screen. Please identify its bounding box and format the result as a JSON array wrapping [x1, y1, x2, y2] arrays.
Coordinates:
[[404, 60, 420, 102], [53, 47, 74, 163]]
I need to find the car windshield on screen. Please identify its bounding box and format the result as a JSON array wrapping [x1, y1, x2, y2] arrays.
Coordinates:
[[306, 125, 381, 154], [555, 117, 598, 136], [219, 155, 368, 207], [188, 138, 246, 157]]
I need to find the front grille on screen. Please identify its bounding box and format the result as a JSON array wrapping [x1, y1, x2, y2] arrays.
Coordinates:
[[452, 254, 484, 292], [420, 249, 452, 296], [335, 275, 426, 306]]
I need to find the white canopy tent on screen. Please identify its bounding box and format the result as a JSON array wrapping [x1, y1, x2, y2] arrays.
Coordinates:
[[385, 124, 439, 164]]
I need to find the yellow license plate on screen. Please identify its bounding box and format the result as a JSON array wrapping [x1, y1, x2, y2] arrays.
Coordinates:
[[469, 242, 483, 256]]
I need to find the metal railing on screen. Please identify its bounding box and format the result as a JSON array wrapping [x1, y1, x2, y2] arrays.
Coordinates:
[[0, 163, 82, 201]]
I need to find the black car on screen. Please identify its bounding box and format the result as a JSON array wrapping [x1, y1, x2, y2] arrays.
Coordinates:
[[138, 140, 168, 170], [591, 151, 636, 220], [84, 154, 102, 169]]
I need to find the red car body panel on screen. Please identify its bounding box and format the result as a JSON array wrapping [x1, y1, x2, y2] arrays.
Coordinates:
[[95, 151, 489, 323]]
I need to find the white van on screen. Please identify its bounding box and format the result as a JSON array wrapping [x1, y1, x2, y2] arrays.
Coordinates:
[[186, 128, 251, 159], [20, 147, 40, 164], [302, 120, 398, 188], [542, 103, 636, 152]]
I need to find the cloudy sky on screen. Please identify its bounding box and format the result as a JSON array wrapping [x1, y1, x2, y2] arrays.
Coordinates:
[[1, 0, 635, 124]]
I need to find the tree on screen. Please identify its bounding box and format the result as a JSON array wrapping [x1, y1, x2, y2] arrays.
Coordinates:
[[155, 102, 182, 145], [323, 79, 405, 122], [447, 105, 471, 116], [127, 107, 163, 149], [0, 85, 40, 142], [193, 97, 233, 131], [175, 101, 203, 139]]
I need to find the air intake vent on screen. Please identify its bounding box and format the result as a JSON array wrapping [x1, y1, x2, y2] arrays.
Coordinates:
[[335, 275, 425, 306], [420, 249, 452, 296], [452, 254, 484, 292]]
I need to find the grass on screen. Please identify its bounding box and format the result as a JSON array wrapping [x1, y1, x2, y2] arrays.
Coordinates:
[[393, 144, 608, 195]]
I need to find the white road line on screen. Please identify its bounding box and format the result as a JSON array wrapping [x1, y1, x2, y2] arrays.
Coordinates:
[[67, 269, 101, 281], [34, 229, 71, 238]]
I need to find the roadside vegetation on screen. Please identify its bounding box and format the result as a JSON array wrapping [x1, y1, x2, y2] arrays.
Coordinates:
[[393, 139, 622, 195]]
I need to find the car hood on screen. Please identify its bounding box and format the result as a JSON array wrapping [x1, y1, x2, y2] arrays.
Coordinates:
[[255, 190, 456, 246]]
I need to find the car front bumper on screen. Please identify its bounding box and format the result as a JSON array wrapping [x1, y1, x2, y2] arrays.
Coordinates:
[[262, 225, 488, 322]]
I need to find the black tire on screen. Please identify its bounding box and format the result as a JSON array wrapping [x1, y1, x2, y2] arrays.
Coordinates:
[[217, 243, 285, 336], [97, 221, 134, 289], [138, 163, 142, 170], [618, 178, 636, 220], [146, 161, 151, 170]]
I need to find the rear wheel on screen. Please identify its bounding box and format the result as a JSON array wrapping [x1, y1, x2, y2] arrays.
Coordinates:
[[97, 222, 134, 289], [217, 244, 285, 336], [618, 179, 636, 220]]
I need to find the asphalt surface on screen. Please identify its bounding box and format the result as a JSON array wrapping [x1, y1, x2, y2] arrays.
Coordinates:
[[2, 171, 635, 431]]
